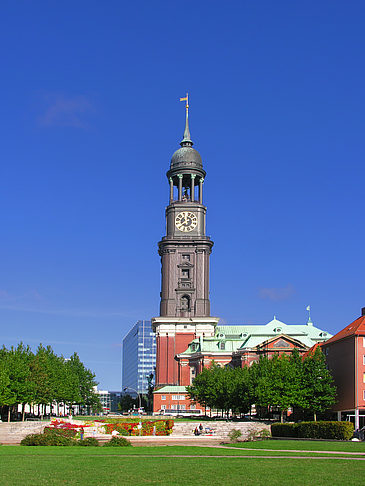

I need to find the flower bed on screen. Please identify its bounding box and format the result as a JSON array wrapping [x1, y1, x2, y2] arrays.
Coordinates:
[[47, 418, 174, 437], [103, 420, 173, 436]]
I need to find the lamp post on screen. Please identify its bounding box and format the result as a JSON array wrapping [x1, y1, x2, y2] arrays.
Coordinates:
[[124, 386, 142, 436]]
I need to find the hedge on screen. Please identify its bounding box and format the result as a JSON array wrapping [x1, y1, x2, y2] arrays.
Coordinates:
[[271, 421, 354, 440], [21, 433, 76, 446]]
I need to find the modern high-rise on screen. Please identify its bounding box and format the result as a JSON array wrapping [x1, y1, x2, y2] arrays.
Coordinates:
[[122, 320, 156, 396]]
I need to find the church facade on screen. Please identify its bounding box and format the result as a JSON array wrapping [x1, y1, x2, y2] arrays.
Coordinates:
[[152, 99, 331, 414]]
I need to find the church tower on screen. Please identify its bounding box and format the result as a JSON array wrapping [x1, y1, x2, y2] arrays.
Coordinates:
[[159, 96, 213, 318], [152, 96, 219, 388]]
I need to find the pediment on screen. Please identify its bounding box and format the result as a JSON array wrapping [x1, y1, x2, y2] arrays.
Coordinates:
[[256, 334, 308, 350], [177, 262, 194, 268]]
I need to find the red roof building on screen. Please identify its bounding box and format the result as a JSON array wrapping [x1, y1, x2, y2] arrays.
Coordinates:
[[321, 309, 365, 429]]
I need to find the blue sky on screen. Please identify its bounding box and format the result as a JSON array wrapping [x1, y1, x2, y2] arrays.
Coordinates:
[[1, 1, 364, 389]]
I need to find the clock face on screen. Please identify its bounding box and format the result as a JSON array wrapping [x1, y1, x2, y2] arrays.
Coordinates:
[[175, 211, 198, 232]]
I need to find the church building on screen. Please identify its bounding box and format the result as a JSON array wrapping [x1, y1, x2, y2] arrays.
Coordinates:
[[152, 98, 331, 414]]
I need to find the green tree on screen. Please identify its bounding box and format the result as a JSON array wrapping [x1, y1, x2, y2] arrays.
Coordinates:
[[231, 366, 251, 415], [0, 347, 17, 421], [31, 344, 57, 417], [67, 352, 101, 413], [118, 393, 137, 412], [253, 354, 303, 422], [187, 363, 218, 411], [301, 347, 336, 420]]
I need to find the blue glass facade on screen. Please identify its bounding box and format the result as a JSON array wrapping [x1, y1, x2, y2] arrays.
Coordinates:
[[122, 320, 156, 395]]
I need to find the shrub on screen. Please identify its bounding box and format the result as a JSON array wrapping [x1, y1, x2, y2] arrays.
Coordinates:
[[44, 427, 78, 439], [271, 423, 297, 438], [103, 436, 132, 447], [296, 421, 354, 440], [77, 437, 99, 447], [228, 429, 242, 442], [271, 421, 354, 440], [257, 428, 271, 440], [21, 433, 76, 446]]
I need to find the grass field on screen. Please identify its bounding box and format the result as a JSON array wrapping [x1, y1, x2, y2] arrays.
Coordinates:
[[225, 439, 365, 453], [0, 445, 364, 486]]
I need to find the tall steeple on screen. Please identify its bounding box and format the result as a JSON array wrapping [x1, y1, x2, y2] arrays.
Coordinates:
[[152, 96, 218, 389], [158, 95, 213, 318], [180, 93, 192, 146]]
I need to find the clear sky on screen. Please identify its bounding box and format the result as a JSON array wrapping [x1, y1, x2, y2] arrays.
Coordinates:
[[1, 1, 364, 389]]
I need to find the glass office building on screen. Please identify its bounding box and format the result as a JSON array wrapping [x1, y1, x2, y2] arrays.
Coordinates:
[[122, 320, 156, 395]]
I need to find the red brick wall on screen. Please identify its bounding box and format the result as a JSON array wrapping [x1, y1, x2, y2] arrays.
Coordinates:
[[156, 333, 195, 386], [323, 336, 355, 411], [356, 335, 365, 409]]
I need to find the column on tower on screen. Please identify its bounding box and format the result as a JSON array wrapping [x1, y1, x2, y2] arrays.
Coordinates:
[[169, 177, 174, 204], [178, 174, 183, 201], [199, 177, 204, 204], [191, 174, 196, 202]]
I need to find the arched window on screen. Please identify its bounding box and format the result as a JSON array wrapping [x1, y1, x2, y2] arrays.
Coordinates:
[[181, 295, 190, 311]]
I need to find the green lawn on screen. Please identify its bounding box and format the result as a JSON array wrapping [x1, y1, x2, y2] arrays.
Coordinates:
[[0, 446, 364, 485], [225, 439, 365, 453]]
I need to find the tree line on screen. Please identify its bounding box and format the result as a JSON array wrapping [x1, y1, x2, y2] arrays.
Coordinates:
[[187, 348, 336, 421], [0, 343, 101, 421]]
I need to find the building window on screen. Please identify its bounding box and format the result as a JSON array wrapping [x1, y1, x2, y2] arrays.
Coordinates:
[[190, 404, 196, 410], [171, 404, 177, 410], [363, 337, 365, 347], [182, 269, 190, 278], [363, 355, 365, 366], [363, 390, 365, 401], [181, 295, 190, 311], [219, 341, 225, 350], [182, 254, 190, 261], [363, 373, 365, 384], [161, 405, 166, 410], [161, 395, 166, 400], [172, 395, 185, 400]]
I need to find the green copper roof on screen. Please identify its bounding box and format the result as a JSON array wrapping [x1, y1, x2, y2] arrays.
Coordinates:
[[153, 385, 187, 394], [180, 318, 332, 355]]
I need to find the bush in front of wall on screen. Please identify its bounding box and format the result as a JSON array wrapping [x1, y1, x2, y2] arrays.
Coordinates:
[[271, 421, 354, 440], [77, 437, 99, 446], [21, 433, 76, 446], [103, 436, 132, 447]]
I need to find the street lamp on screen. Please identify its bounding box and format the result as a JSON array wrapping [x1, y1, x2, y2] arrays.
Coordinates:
[[124, 386, 142, 436]]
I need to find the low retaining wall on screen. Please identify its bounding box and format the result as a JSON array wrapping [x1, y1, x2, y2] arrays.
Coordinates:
[[171, 421, 270, 439], [0, 421, 51, 444]]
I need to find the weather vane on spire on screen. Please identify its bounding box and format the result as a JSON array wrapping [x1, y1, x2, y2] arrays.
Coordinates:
[[179, 93, 191, 144], [180, 92, 189, 110]]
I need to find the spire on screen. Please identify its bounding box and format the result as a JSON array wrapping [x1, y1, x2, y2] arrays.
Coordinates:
[[306, 305, 313, 326], [179, 93, 193, 146]]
